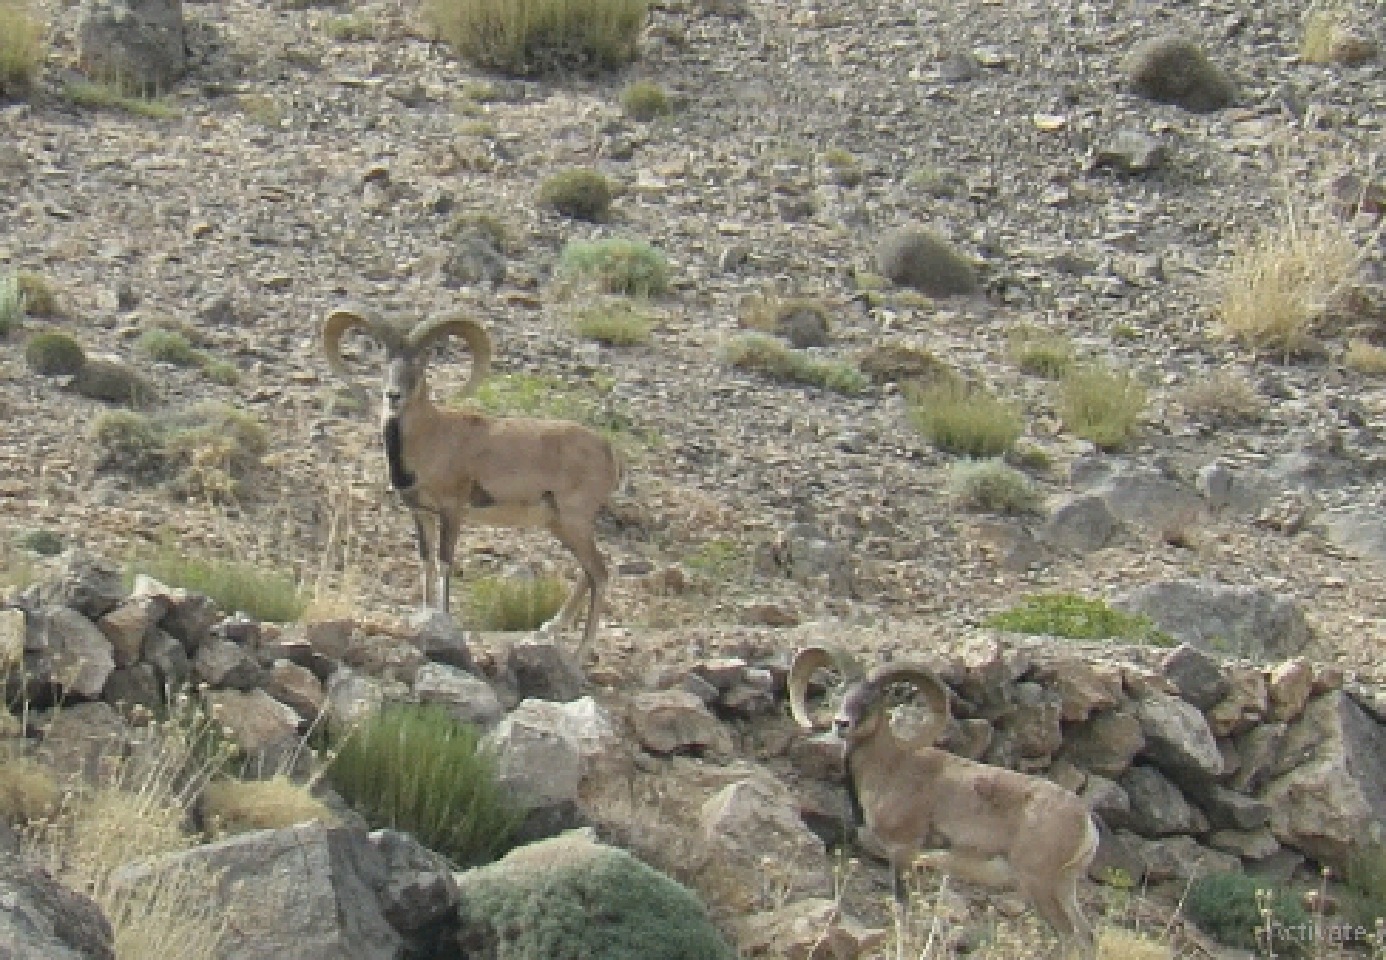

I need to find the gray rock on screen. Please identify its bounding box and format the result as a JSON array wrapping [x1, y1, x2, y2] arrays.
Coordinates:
[[1322, 508, 1386, 565], [502, 639, 583, 703], [325, 671, 408, 728], [0, 858, 115, 960], [37, 701, 127, 784], [194, 638, 264, 690], [413, 662, 504, 727], [1059, 708, 1145, 777], [134, 576, 219, 652], [142, 628, 190, 690], [629, 689, 732, 756], [101, 662, 162, 710], [111, 822, 404, 960], [1119, 764, 1208, 836], [1040, 494, 1119, 553], [1159, 644, 1228, 711], [1091, 468, 1204, 536], [29, 606, 116, 700], [78, 0, 188, 94], [1133, 689, 1223, 780], [47, 550, 125, 619], [203, 688, 302, 757], [1092, 131, 1170, 174], [1118, 580, 1310, 659], [367, 829, 461, 951], [700, 776, 831, 906]]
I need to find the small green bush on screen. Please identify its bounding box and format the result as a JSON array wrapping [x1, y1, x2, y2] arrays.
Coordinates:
[[739, 295, 831, 349], [459, 836, 737, 960], [1344, 842, 1386, 933], [19, 528, 63, 556], [92, 410, 165, 478], [0, 1, 43, 97], [907, 381, 1021, 457], [947, 459, 1041, 514], [0, 274, 23, 335], [725, 334, 866, 394], [1058, 365, 1146, 450], [985, 593, 1173, 645], [1185, 870, 1310, 954], [25, 331, 86, 375], [539, 168, 614, 222], [133, 549, 307, 623], [1008, 326, 1074, 379], [876, 226, 978, 297], [327, 705, 524, 868], [557, 238, 669, 297], [137, 329, 204, 367], [72, 358, 157, 407], [466, 574, 567, 631], [202, 360, 240, 386], [14, 272, 57, 316], [424, 0, 647, 74], [574, 298, 654, 346], [620, 79, 669, 121], [821, 147, 862, 186]]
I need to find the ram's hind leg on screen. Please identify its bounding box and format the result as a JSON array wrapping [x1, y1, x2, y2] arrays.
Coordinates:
[[413, 511, 438, 608], [437, 511, 460, 617], [548, 515, 607, 658]]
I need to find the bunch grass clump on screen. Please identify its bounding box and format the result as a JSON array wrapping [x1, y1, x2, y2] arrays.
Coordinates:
[[907, 380, 1022, 457], [574, 298, 655, 346], [947, 459, 1041, 514], [326, 704, 524, 867], [14, 271, 57, 316], [424, 0, 648, 74], [557, 238, 669, 296], [620, 79, 670, 121], [1008, 325, 1075, 379], [1178, 370, 1263, 426], [200, 775, 334, 837], [0, 273, 24, 336], [985, 592, 1173, 645], [539, 167, 614, 222], [0, 0, 43, 97], [1058, 364, 1146, 450], [724, 333, 866, 393], [465, 574, 567, 631], [132, 548, 306, 622], [24, 330, 86, 375], [1345, 339, 1386, 375], [138, 329, 205, 367], [0, 757, 61, 822], [63, 80, 179, 119]]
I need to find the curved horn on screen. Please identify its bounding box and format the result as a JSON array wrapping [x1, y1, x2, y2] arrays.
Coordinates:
[[405, 316, 493, 397], [864, 663, 953, 726], [787, 646, 862, 730], [321, 306, 397, 380]]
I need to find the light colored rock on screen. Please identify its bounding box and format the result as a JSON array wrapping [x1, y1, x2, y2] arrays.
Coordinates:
[[738, 899, 888, 960], [1060, 708, 1145, 777], [413, 662, 504, 727], [1207, 666, 1269, 737], [1040, 494, 1119, 553], [266, 659, 324, 719], [629, 689, 733, 756], [0, 607, 24, 670], [96, 596, 164, 668], [1118, 580, 1309, 659], [33, 606, 115, 700], [0, 857, 114, 960], [1032, 656, 1122, 723], [700, 776, 831, 909], [1133, 690, 1223, 779], [204, 688, 302, 757], [194, 638, 263, 690], [1267, 658, 1313, 723]]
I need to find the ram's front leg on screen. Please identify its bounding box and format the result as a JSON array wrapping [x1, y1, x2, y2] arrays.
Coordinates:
[[413, 511, 438, 608], [437, 511, 460, 617]]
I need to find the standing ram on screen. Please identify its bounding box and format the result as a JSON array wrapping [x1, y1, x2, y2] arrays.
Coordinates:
[[321, 306, 623, 655], [788, 646, 1099, 959]]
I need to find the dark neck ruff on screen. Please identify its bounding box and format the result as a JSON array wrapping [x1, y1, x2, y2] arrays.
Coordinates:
[[843, 743, 866, 828], [382, 417, 417, 490]]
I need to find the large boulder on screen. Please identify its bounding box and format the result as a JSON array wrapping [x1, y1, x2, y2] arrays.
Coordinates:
[[1262, 692, 1386, 874], [28, 606, 115, 700], [1118, 580, 1309, 659], [77, 0, 188, 94], [0, 858, 115, 960], [700, 776, 831, 909]]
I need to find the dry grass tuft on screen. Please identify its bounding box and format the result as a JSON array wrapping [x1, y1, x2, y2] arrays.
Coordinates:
[[0, 757, 60, 822], [1345, 338, 1386, 375], [201, 775, 335, 836]]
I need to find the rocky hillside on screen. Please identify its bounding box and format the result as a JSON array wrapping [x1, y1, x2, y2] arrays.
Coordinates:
[[2, 0, 1386, 686]]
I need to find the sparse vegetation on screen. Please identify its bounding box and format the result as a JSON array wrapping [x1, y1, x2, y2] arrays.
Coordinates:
[[18, 528, 63, 556], [821, 146, 863, 186], [725, 334, 866, 393], [621, 79, 670, 121], [557, 238, 669, 296], [0, 757, 61, 822], [200, 776, 334, 836], [0, 273, 24, 335], [1008, 325, 1075, 379], [907, 380, 1022, 457], [324, 14, 374, 41], [424, 0, 648, 74], [0, 0, 43, 97], [1178, 371, 1263, 426], [92, 402, 268, 499], [1185, 870, 1311, 954], [539, 167, 615, 221], [14, 271, 57, 316], [858, 342, 959, 389], [1058, 365, 1146, 450], [1345, 339, 1386, 375], [468, 372, 646, 447], [73, 358, 158, 407], [134, 547, 306, 621], [63, 81, 180, 119], [1343, 841, 1386, 933], [465, 574, 567, 631], [326, 704, 524, 868], [739, 294, 831, 349], [985, 593, 1173, 645], [574, 298, 655, 346], [24, 330, 86, 375], [93, 409, 165, 478], [138, 329, 204, 367], [876, 226, 979, 297], [947, 459, 1041, 514]]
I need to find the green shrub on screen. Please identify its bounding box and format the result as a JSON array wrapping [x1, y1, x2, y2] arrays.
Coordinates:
[[327, 705, 524, 867], [14, 271, 57, 316], [1007, 326, 1074, 379], [424, 0, 647, 74], [466, 574, 567, 631], [458, 834, 737, 960], [18, 528, 63, 556], [137, 329, 204, 367], [92, 410, 166, 478], [1185, 870, 1310, 955], [574, 298, 654, 346], [0, 274, 23, 335], [72, 358, 157, 407], [858, 342, 958, 388], [985, 593, 1173, 645], [162, 402, 268, 499], [0, 0, 43, 97], [133, 549, 307, 622], [202, 360, 240, 386], [907, 380, 1021, 457], [539, 168, 614, 222], [621, 79, 669, 121], [821, 147, 862, 186], [947, 459, 1041, 514], [876, 226, 978, 297], [557, 238, 669, 296], [1344, 842, 1386, 933], [25, 331, 86, 375], [63, 81, 179, 119], [739, 295, 831, 349], [725, 334, 866, 394], [1058, 365, 1146, 450]]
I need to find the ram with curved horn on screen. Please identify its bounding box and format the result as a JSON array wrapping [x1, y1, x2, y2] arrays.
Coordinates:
[[789, 646, 1099, 960], [322, 305, 624, 655]]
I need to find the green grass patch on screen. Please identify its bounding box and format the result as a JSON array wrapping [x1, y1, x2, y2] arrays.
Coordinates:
[[14, 271, 58, 316], [1185, 870, 1311, 955], [556, 238, 668, 297], [573, 298, 655, 346], [620, 79, 670, 121], [63, 81, 180, 119], [0, 273, 24, 336], [424, 0, 647, 75], [0, 0, 43, 97], [985, 592, 1173, 645], [326, 704, 525, 867], [947, 459, 1041, 514], [465, 574, 567, 631], [724, 334, 866, 393], [1007, 325, 1074, 379], [683, 538, 745, 582], [907, 380, 1021, 457], [467, 372, 654, 449], [539, 167, 614, 221], [24, 330, 86, 375], [1058, 364, 1146, 450], [131, 548, 307, 622], [137, 329, 204, 367]]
